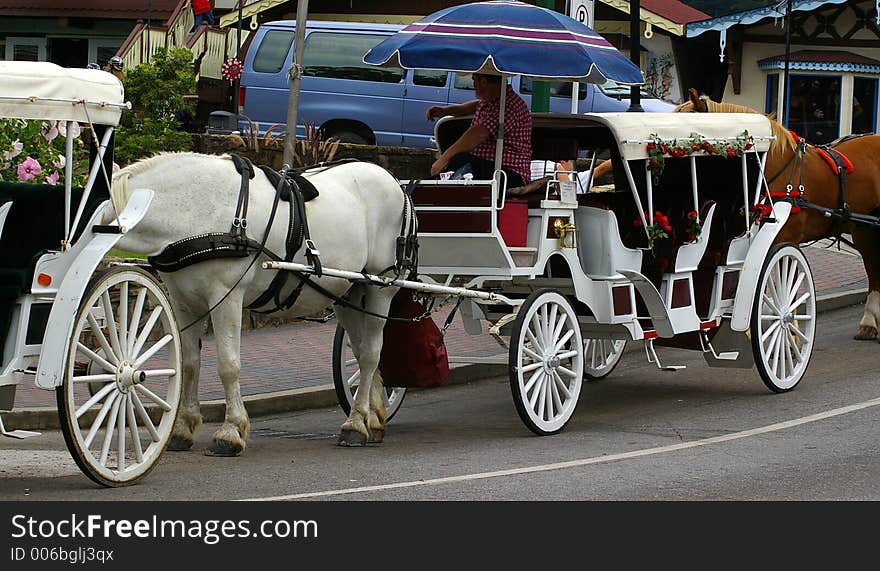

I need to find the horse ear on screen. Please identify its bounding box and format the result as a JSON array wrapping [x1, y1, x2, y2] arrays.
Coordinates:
[[688, 88, 701, 104]]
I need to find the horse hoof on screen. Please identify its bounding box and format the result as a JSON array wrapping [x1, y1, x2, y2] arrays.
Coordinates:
[[167, 435, 194, 452], [854, 326, 877, 341], [337, 429, 367, 447], [205, 440, 244, 457], [368, 429, 385, 444]]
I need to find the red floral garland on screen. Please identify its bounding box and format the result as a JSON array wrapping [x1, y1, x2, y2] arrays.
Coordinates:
[[646, 130, 755, 173]]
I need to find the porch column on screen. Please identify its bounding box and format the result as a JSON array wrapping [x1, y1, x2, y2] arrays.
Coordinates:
[[840, 74, 854, 137]]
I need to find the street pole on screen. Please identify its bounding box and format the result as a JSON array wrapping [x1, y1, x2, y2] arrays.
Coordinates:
[[283, 0, 309, 167], [782, 0, 792, 127], [233, 0, 243, 116], [531, 0, 554, 113], [146, 0, 151, 60], [627, 0, 643, 112]]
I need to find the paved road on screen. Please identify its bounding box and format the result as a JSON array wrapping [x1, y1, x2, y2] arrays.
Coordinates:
[[2, 304, 878, 501]]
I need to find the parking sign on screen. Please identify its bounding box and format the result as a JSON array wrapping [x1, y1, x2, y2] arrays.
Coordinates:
[[569, 0, 595, 28]]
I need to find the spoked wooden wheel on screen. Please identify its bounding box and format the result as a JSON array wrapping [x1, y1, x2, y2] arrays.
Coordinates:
[[509, 289, 583, 435], [583, 338, 626, 380], [332, 325, 406, 421], [750, 244, 816, 393], [57, 266, 181, 487]]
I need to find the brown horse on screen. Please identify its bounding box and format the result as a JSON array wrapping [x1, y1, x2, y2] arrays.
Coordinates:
[[675, 89, 880, 341]]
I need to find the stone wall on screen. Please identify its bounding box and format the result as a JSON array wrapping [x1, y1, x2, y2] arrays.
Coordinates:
[[192, 134, 436, 181]]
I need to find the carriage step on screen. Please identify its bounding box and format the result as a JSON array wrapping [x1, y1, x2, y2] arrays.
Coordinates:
[[699, 331, 739, 360], [0, 414, 40, 439], [644, 339, 685, 371]]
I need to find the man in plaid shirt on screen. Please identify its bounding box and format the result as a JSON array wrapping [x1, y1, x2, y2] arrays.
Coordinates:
[[426, 74, 532, 187]]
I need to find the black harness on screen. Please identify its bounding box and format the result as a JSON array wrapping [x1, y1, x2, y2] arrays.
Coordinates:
[[765, 134, 880, 234], [148, 154, 266, 272], [148, 155, 419, 317]]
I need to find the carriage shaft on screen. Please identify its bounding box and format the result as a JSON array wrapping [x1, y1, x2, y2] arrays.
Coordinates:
[[262, 261, 519, 305]]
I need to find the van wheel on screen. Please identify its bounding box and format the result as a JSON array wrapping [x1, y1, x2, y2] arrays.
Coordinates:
[[327, 131, 369, 145]]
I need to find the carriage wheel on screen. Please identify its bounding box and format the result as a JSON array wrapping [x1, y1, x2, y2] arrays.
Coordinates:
[[583, 338, 626, 380], [57, 266, 181, 487], [509, 289, 584, 435], [332, 325, 406, 421], [750, 244, 816, 393]]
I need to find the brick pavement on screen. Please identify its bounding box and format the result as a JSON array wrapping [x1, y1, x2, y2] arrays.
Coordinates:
[[10, 244, 867, 409]]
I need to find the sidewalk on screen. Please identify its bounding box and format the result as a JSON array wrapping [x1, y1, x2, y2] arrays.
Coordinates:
[[6, 243, 868, 427]]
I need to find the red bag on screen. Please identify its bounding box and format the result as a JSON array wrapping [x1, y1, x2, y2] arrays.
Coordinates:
[[378, 289, 450, 388]]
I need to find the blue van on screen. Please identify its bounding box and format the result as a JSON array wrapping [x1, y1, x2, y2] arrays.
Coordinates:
[[239, 20, 674, 148]]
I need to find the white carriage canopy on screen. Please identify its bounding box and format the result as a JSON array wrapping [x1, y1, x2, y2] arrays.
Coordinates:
[[0, 61, 126, 125], [585, 112, 774, 160]]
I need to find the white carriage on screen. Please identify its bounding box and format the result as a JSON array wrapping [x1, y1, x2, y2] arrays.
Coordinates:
[[309, 110, 815, 435], [0, 62, 181, 486]]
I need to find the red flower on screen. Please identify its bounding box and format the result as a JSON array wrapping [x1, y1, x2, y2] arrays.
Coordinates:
[[687, 210, 698, 220], [692, 144, 701, 151], [726, 148, 737, 158], [633, 217, 643, 227], [687, 234, 696, 241], [649, 160, 660, 170], [663, 225, 672, 233], [744, 142, 753, 150], [646, 142, 656, 151], [703, 141, 711, 149]]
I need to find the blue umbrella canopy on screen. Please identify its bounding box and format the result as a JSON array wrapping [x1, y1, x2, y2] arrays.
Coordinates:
[[364, 0, 644, 85]]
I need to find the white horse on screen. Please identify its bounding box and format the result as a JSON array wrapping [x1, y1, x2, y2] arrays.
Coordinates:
[[106, 152, 404, 455]]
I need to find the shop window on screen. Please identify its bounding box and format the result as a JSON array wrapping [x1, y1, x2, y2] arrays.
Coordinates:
[[853, 77, 878, 135], [765, 74, 778, 116], [787, 75, 840, 144]]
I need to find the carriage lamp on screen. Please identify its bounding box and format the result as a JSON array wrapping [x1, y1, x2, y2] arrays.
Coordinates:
[[553, 218, 577, 249], [36, 273, 52, 287]]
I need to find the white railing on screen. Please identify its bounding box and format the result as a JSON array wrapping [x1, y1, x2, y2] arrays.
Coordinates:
[[115, 1, 249, 80]]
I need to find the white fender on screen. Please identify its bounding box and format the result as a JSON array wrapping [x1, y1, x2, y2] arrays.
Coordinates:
[[0, 202, 11, 235], [35, 189, 154, 389], [730, 201, 792, 332]]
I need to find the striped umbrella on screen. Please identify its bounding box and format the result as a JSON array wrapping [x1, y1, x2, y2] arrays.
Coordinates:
[[363, 0, 643, 85], [364, 1, 643, 175]]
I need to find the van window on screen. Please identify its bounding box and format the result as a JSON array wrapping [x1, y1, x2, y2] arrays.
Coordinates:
[[454, 74, 474, 90], [413, 69, 447, 87], [520, 77, 586, 100], [303, 32, 404, 83], [253, 30, 296, 73], [597, 79, 653, 98]]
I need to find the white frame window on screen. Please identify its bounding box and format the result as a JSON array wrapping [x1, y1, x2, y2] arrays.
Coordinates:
[[5, 37, 46, 61], [89, 39, 122, 68]]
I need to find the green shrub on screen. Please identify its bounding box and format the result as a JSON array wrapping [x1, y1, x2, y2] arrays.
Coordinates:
[[115, 48, 197, 165]]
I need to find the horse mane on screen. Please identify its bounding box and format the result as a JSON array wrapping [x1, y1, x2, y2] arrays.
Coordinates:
[[674, 97, 795, 159], [110, 152, 226, 214]]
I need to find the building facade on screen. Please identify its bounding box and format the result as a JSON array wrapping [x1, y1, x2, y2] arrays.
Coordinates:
[[685, 0, 880, 141]]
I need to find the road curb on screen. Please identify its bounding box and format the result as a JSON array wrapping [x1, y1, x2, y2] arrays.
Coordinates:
[[3, 288, 866, 431]]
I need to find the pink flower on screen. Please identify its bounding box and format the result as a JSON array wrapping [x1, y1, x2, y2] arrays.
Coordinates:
[[46, 170, 60, 185], [3, 139, 23, 160], [42, 120, 59, 142], [58, 121, 81, 139], [16, 156, 42, 181]]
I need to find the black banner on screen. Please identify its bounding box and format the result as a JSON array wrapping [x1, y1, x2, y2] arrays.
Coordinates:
[[0, 501, 872, 567]]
